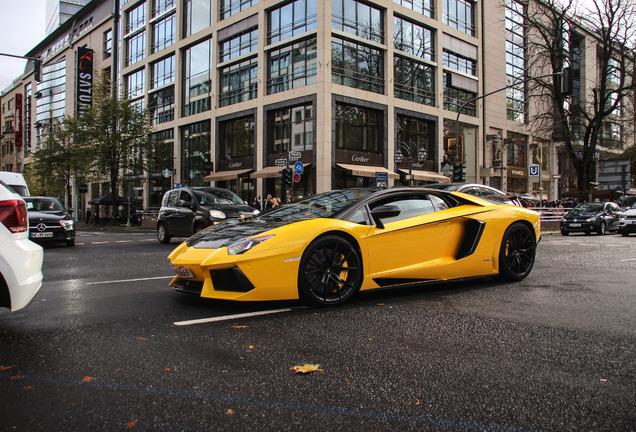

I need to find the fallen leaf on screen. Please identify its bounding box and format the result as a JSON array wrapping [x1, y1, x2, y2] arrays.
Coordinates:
[[137, 337, 148, 341], [248, 345, 254, 349], [291, 364, 323, 374], [0, 365, 16, 371], [11, 374, 24, 380], [232, 325, 248, 329], [377, 303, 385, 306], [226, 409, 235, 415], [165, 368, 171, 372], [127, 419, 138, 429], [22, 385, 34, 390], [82, 376, 92, 382]]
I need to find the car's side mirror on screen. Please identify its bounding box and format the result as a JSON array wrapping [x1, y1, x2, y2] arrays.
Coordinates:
[[370, 204, 401, 229], [68, 207, 75, 214]]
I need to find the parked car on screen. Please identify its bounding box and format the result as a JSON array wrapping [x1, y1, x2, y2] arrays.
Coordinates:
[[560, 202, 621, 235], [23, 197, 76, 246], [618, 201, 636, 236], [168, 188, 540, 306], [0, 180, 43, 311], [0, 171, 30, 197], [424, 182, 522, 206], [616, 195, 636, 211], [157, 187, 259, 244]]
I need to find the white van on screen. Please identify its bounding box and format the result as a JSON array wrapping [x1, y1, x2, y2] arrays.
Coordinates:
[[0, 171, 30, 197]]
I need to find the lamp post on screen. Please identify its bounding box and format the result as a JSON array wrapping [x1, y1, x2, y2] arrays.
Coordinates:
[[395, 139, 428, 187]]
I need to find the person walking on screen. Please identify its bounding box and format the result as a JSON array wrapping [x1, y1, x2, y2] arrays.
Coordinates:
[[264, 194, 273, 210], [250, 196, 261, 211]]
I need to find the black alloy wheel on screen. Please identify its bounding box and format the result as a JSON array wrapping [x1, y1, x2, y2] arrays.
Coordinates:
[[499, 222, 536, 281], [560, 229, 569, 236], [157, 224, 171, 244], [298, 235, 363, 306]]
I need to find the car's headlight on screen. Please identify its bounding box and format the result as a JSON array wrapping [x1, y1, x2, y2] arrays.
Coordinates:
[[60, 219, 74, 231], [210, 210, 226, 219], [253, 209, 260, 215], [228, 235, 275, 255]]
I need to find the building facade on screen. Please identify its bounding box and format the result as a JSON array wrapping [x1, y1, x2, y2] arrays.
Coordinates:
[[1, 0, 633, 215]]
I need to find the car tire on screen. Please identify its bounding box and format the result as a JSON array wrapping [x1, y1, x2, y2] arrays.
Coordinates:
[[66, 239, 75, 247], [597, 221, 606, 235], [621, 232, 629, 237], [561, 229, 569, 236], [298, 235, 362, 307], [585, 231, 591, 235], [157, 224, 171, 244], [499, 222, 536, 281]]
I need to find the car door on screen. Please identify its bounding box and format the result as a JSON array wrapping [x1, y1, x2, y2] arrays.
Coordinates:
[[172, 190, 196, 236], [606, 203, 620, 230], [362, 191, 470, 282]]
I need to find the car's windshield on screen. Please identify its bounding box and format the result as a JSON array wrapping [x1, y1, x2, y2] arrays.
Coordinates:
[[24, 198, 64, 212], [194, 189, 244, 205], [570, 203, 604, 214], [260, 190, 373, 220]]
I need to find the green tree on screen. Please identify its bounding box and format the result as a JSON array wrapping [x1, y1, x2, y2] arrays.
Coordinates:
[[28, 119, 91, 203], [73, 72, 154, 219]]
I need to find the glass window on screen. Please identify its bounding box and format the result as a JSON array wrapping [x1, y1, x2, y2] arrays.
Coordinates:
[[332, 0, 383, 43], [219, 57, 258, 107], [184, 0, 212, 37], [393, 0, 434, 18], [153, 0, 176, 17], [183, 39, 212, 116], [181, 121, 211, 186], [443, 74, 476, 116], [267, 104, 314, 156], [152, 13, 176, 53], [394, 56, 434, 106], [126, 68, 145, 98], [127, 2, 146, 33], [149, 86, 175, 125], [126, 31, 146, 66], [394, 16, 434, 61], [443, 0, 474, 36], [219, 115, 255, 159], [506, 134, 526, 167], [505, 0, 526, 123], [103, 29, 113, 58], [220, 28, 258, 63], [443, 51, 476, 75], [335, 103, 382, 154], [151, 55, 176, 89], [220, 0, 258, 20], [331, 37, 384, 94], [268, 0, 317, 44], [267, 38, 317, 94]]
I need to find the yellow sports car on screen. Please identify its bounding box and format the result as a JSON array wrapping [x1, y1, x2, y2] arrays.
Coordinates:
[[168, 188, 540, 306]]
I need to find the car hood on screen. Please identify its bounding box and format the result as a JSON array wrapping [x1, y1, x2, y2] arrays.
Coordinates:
[[28, 210, 71, 222], [563, 211, 601, 220], [621, 209, 636, 217], [186, 216, 303, 249], [200, 203, 257, 217]]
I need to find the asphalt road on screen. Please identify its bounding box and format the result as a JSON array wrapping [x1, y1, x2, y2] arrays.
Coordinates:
[[1, 229, 635, 431]]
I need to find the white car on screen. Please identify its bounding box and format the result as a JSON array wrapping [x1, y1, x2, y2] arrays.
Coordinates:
[[0, 180, 43, 311], [618, 201, 636, 237]]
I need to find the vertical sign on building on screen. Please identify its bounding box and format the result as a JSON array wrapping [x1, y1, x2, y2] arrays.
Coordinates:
[[76, 47, 94, 114], [14, 94, 22, 147]]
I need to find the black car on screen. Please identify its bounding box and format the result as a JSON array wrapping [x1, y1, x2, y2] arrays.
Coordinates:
[[560, 202, 621, 235], [23, 196, 75, 246], [157, 187, 259, 243]]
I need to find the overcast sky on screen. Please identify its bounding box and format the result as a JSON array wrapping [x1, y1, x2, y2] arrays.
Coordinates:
[[0, 0, 46, 92]]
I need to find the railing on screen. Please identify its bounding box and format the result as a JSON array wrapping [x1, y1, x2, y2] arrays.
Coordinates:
[[529, 207, 574, 222]]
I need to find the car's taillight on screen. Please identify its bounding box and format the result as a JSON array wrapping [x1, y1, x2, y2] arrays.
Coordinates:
[[0, 199, 28, 233]]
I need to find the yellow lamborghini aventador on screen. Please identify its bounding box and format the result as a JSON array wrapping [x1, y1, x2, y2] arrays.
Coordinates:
[[168, 188, 540, 306]]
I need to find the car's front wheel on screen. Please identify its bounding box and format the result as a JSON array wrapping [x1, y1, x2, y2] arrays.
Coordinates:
[[157, 224, 171, 244], [597, 221, 606, 235], [499, 222, 536, 281], [298, 235, 362, 306], [561, 229, 569, 236]]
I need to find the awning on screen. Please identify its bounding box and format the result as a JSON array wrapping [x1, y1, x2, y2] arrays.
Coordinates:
[[337, 163, 400, 179], [251, 163, 311, 179], [399, 169, 450, 183], [203, 169, 252, 182]]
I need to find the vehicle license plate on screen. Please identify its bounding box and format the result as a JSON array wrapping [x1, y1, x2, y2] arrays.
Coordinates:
[[32, 232, 53, 238], [173, 267, 194, 278], [569, 223, 581, 227]]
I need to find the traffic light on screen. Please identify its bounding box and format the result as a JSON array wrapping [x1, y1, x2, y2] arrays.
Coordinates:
[[34, 58, 42, 82], [559, 66, 573, 96], [280, 168, 293, 186], [452, 162, 466, 182]]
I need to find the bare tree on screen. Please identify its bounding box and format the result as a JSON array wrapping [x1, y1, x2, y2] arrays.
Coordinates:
[[524, 0, 635, 198]]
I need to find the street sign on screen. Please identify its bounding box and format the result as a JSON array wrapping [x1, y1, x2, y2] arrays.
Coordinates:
[[294, 161, 304, 174], [375, 172, 388, 188], [275, 158, 287, 167], [529, 164, 540, 183], [289, 151, 301, 160], [293, 173, 301, 183]]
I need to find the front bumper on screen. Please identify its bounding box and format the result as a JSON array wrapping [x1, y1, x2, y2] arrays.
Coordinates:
[[28, 227, 75, 244], [0, 237, 43, 311], [560, 221, 599, 232], [618, 219, 636, 233]]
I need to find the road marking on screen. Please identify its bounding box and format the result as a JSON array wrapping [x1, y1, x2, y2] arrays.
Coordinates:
[[115, 240, 133, 243], [174, 307, 306, 326], [86, 276, 174, 285], [619, 258, 636, 262], [91, 241, 110, 244]]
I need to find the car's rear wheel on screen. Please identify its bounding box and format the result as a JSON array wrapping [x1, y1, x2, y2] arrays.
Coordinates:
[[621, 231, 629, 237], [597, 221, 606, 235], [298, 235, 362, 306], [499, 222, 536, 281], [157, 224, 171, 244], [561, 229, 569, 236]]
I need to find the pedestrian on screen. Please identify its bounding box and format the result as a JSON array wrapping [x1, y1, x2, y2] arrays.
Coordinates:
[[250, 196, 261, 211], [264, 194, 273, 210]]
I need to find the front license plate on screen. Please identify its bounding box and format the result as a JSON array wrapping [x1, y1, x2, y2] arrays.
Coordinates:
[[174, 267, 194, 278], [569, 223, 581, 227], [32, 232, 53, 238]]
